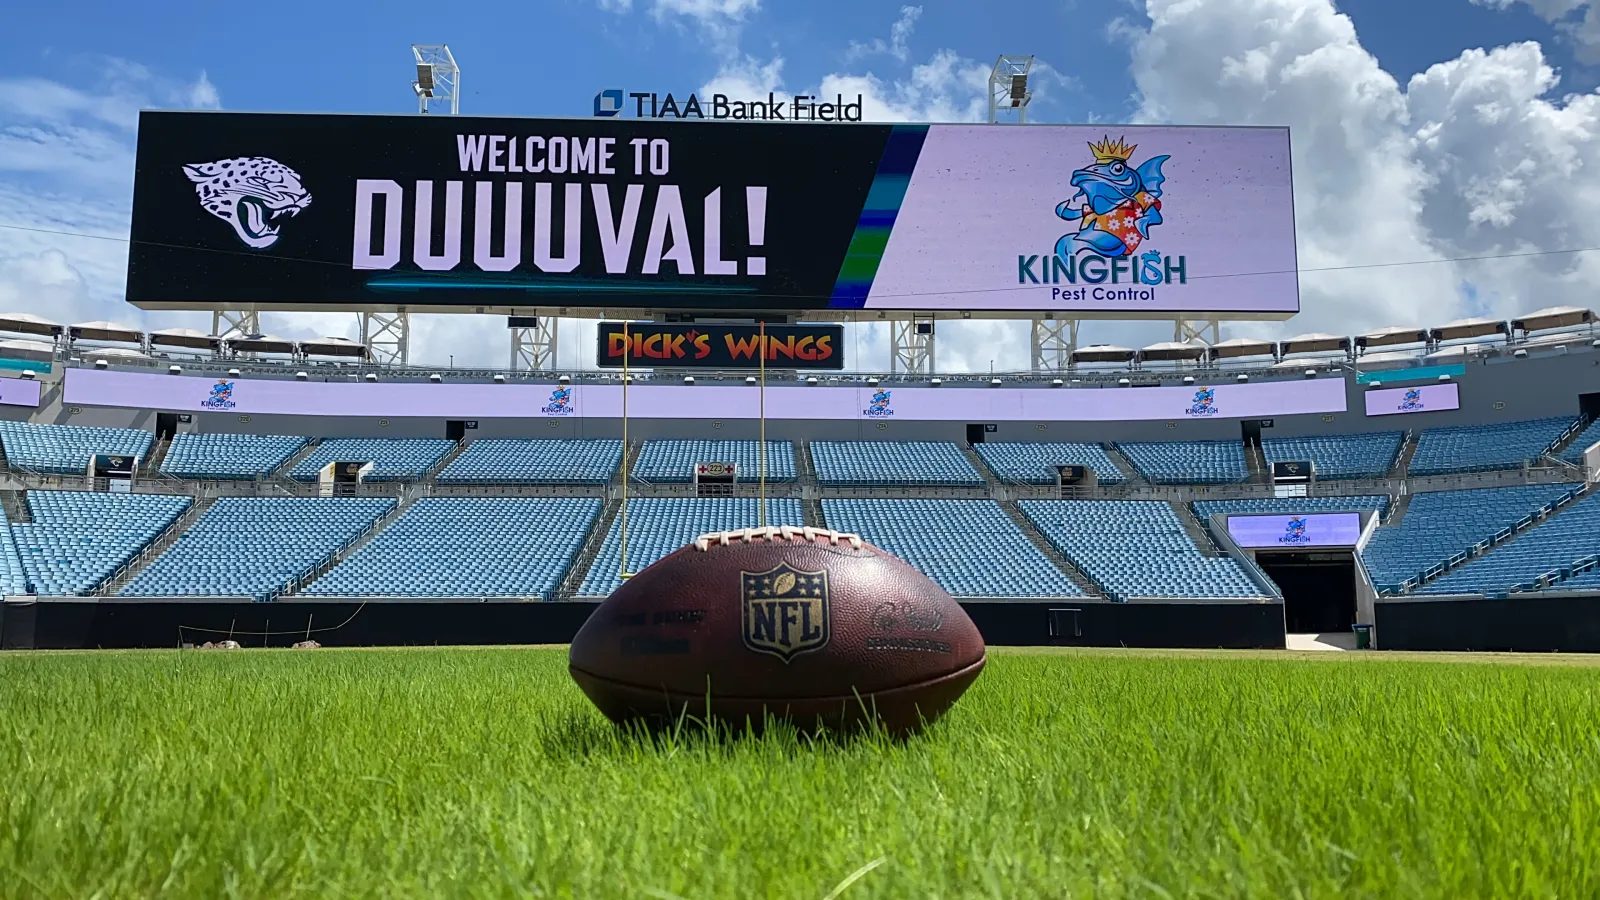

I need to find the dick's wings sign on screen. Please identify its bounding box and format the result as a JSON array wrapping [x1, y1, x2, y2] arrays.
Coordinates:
[[597, 322, 843, 370], [126, 111, 1299, 318]]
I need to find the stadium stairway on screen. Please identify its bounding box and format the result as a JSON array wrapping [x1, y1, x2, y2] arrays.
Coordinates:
[[95, 496, 217, 596], [138, 437, 171, 479], [1544, 415, 1594, 462], [1389, 432, 1417, 478], [802, 496, 825, 528], [272, 439, 325, 479], [1175, 502, 1225, 554], [959, 443, 1002, 489], [2, 489, 31, 524], [794, 440, 818, 484], [284, 492, 419, 597], [554, 499, 623, 600], [1385, 490, 1415, 526], [1243, 439, 1268, 484], [1103, 443, 1148, 485], [997, 500, 1107, 599], [419, 438, 473, 484]]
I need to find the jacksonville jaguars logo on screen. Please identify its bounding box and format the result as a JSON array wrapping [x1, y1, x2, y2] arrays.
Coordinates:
[[183, 157, 312, 250]]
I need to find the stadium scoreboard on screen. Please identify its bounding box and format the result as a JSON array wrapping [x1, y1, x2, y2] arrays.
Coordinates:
[[126, 111, 1299, 321]]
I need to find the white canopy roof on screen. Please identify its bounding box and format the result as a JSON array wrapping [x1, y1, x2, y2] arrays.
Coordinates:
[[1070, 344, 1136, 364], [0, 312, 64, 337], [1208, 337, 1275, 359]]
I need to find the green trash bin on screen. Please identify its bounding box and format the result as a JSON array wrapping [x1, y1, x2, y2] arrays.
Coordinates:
[[1353, 623, 1373, 650]]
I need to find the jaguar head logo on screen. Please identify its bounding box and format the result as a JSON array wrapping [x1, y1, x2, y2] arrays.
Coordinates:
[[183, 157, 312, 249]]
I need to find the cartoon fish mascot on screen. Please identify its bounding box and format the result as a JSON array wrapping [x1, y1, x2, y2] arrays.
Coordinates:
[[1056, 136, 1170, 261], [869, 390, 891, 412]]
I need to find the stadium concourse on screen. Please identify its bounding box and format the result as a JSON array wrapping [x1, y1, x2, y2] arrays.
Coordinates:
[[5, 323, 1600, 650]]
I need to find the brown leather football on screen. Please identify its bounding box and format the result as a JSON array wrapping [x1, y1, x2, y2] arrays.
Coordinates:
[[568, 525, 986, 735]]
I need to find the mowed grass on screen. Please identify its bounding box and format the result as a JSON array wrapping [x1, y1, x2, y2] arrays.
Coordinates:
[[2, 648, 1598, 899]]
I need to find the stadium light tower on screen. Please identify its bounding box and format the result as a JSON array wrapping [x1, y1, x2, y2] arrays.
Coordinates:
[[988, 54, 1073, 374], [412, 45, 460, 116], [988, 54, 1034, 125], [354, 44, 464, 369]]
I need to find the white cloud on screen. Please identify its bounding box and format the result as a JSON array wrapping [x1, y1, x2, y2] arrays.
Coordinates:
[[847, 6, 924, 63], [1124, 0, 1600, 342], [1473, 0, 1600, 61], [0, 61, 223, 338]]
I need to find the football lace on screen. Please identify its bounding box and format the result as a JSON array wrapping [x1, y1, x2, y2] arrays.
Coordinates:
[[693, 525, 864, 551]]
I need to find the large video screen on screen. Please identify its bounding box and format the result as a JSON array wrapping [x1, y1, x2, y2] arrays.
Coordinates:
[[1363, 382, 1460, 417], [1227, 512, 1363, 548], [126, 113, 1299, 317], [63, 369, 1345, 421]]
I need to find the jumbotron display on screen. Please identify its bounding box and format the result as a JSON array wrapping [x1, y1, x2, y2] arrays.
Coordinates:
[[125, 112, 1299, 318]]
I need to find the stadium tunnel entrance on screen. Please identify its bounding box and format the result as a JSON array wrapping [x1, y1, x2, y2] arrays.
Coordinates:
[[1254, 550, 1357, 634]]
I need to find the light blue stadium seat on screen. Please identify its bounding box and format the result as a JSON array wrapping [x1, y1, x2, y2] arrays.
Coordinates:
[[1261, 432, 1403, 480], [973, 442, 1126, 485], [160, 433, 308, 480], [119, 497, 394, 601], [1192, 495, 1391, 522], [1361, 483, 1580, 591], [1019, 499, 1268, 601], [1419, 490, 1600, 595], [0, 520, 25, 596], [632, 440, 797, 483], [821, 499, 1081, 598], [810, 442, 983, 486], [0, 421, 151, 475], [1561, 418, 1600, 464], [1114, 440, 1248, 484], [290, 439, 456, 482], [1409, 417, 1576, 476], [8, 491, 190, 595], [436, 440, 622, 485], [302, 497, 602, 599], [578, 498, 804, 597]]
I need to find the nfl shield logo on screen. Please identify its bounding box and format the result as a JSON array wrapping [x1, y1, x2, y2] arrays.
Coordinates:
[[741, 562, 830, 663]]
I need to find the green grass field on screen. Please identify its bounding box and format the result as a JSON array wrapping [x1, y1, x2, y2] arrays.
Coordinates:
[[2, 647, 1597, 899]]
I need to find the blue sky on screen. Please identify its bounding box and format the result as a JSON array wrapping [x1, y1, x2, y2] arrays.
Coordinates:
[[2, 0, 1599, 370], [11, 0, 1594, 121]]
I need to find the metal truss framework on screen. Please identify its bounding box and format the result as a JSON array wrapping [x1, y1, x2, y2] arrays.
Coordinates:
[[1030, 318, 1078, 374], [510, 318, 559, 372], [889, 318, 936, 375], [360, 311, 411, 367], [988, 54, 1034, 125], [412, 45, 461, 116], [1175, 319, 1222, 346], [210, 310, 259, 340]]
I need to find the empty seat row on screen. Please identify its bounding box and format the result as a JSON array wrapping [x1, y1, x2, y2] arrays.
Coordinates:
[[437, 440, 622, 484], [0, 421, 151, 475], [577, 498, 805, 597], [1409, 417, 1576, 476], [161, 433, 308, 480], [291, 439, 457, 482], [810, 442, 983, 486], [1420, 490, 1600, 595], [1115, 440, 1248, 484], [1261, 432, 1403, 480], [821, 499, 1082, 598], [973, 442, 1126, 485], [1192, 495, 1391, 522], [121, 497, 394, 600], [1361, 483, 1579, 591], [303, 497, 602, 598], [1019, 500, 1267, 600], [631, 440, 797, 483]]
